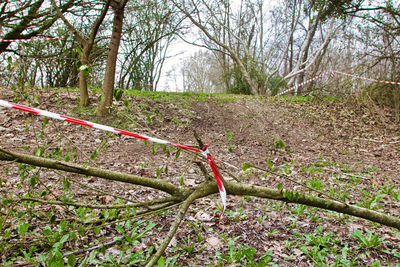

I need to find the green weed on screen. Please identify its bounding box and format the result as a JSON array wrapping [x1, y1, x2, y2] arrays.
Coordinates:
[[289, 204, 307, 217], [306, 178, 325, 190], [216, 237, 272, 266], [226, 207, 248, 222], [351, 229, 383, 249], [301, 164, 324, 174], [179, 221, 205, 256], [360, 189, 384, 210], [292, 226, 345, 265]]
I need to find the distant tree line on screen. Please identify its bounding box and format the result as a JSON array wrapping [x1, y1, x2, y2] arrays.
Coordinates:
[[177, 0, 400, 96], [0, 0, 399, 115]]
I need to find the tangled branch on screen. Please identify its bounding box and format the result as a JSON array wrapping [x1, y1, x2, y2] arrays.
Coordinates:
[[1, 146, 399, 264]]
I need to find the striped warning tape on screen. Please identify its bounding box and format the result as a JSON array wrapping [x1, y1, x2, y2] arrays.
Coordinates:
[[276, 70, 334, 97], [0, 37, 60, 43], [333, 71, 400, 86], [0, 99, 226, 221], [276, 70, 400, 96]]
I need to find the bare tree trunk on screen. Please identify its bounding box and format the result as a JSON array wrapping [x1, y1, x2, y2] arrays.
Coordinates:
[[271, 0, 301, 89], [1, 146, 399, 231], [258, 0, 267, 95], [288, 0, 297, 75], [79, 48, 90, 106], [222, 0, 230, 93], [96, 0, 128, 116], [283, 19, 340, 88], [173, 0, 259, 95], [292, 12, 321, 95], [309, 20, 336, 90], [51, 0, 111, 107]]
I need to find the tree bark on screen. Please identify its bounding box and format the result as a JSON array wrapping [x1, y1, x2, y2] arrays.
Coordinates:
[[51, 0, 111, 107], [1, 146, 399, 230], [96, 0, 128, 116], [79, 49, 90, 106]]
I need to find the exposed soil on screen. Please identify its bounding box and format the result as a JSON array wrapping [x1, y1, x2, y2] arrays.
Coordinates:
[[0, 87, 399, 266]]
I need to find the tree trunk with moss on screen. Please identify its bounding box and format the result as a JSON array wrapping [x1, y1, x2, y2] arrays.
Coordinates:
[[1, 146, 399, 264]]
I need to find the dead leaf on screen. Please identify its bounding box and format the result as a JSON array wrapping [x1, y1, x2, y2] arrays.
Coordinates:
[[99, 195, 113, 204], [207, 236, 222, 248], [196, 211, 213, 222], [88, 177, 97, 183]]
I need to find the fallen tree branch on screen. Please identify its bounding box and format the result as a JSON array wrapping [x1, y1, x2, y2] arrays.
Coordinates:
[[223, 181, 400, 230], [14, 196, 178, 210], [145, 187, 203, 267], [0, 147, 186, 198], [1, 146, 399, 262], [1, 147, 399, 230]]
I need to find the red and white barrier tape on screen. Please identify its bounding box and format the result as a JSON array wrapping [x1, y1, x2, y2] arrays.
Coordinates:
[[0, 37, 60, 43], [276, 70, 335, 96], [0, 100, 226, 221], [276, 70, 400, 96], [333, 71, 400, 86]]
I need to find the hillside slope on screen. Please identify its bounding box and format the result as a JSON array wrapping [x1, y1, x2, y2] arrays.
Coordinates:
[[1, 87, 399, 265]]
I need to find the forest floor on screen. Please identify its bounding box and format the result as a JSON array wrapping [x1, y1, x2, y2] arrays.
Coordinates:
[[0, 86, 399, 266]]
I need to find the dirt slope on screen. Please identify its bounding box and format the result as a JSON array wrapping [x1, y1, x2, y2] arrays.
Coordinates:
[[0, 87, 399, 265]]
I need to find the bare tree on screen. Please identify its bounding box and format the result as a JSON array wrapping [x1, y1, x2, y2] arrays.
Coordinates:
[[117, 0, 185, 91], [261, 0, 342, 95], [51, 0, 111, 107], [96, 0, 129, 116], [173, 0, 259, 95], [0, 0, 75, 54], [181, 50, 225, 93]]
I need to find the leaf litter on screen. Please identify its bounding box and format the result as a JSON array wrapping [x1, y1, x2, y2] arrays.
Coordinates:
[[0, 87, 399, 265]]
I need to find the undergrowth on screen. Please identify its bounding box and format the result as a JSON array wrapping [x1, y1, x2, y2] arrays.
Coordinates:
[[0, 87, 399, 266]]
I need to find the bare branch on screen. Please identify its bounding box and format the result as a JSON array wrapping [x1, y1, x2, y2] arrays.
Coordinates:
[[0, 147, 185, 197], [1, 146, 399, 230]]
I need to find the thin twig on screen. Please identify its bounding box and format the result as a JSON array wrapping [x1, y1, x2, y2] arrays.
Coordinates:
[[0, 158, 18, 166], [195, 161, 213, 181], [17, 196, 178, 210], [145, 191, 198, 267], [64, 236, 124, 257], [221, 161, 239, 170], [250, 164, 348, 206], [334, 171, 372, 180], [55, 170, 141, 204], [218, 164, 242, 183], [354, 136, 400, 144]]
